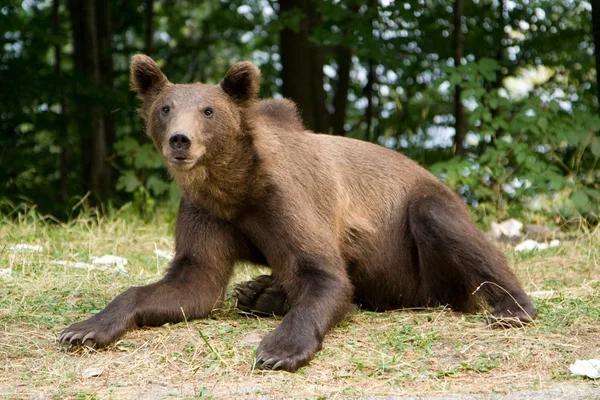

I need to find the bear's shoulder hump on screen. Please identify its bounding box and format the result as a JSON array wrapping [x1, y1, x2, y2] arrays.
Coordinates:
[[253, 99, 305, 132]]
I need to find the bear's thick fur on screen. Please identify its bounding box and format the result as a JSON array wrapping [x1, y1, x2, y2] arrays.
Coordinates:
[[60, 55, 536, 372]]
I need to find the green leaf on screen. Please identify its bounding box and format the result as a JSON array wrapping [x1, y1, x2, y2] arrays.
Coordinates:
[[549, 101, 561, 112], [590, 138, 600, 158], [478, 58, 500, 82], [548, 174, 564, 190], [489, 97, 499, 110], [116, 171, 142, 193], [146, 175, 170, 196], [537, 117, 549, 132], [585, 188, 600, 201], [571, 190, 589, 210]]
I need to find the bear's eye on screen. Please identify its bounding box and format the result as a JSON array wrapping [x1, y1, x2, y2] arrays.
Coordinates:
[[203, 107, 213, 118], [161, 105, 170, 115]]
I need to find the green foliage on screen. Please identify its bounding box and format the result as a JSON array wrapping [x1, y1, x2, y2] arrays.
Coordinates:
[[0, 0, 598, 224], [114, 137, 179, 216], [431, 57, 599, 224]]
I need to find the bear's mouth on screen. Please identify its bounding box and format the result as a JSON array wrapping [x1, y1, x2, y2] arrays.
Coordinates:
[[169, 156, 196, 169], [165, 145, 206, 170]]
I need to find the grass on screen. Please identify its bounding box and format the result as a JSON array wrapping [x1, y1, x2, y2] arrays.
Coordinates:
[[1, 210, 599, 399]]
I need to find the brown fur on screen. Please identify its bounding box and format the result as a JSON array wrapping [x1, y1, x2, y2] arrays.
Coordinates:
[[60, 55, 536, 372]]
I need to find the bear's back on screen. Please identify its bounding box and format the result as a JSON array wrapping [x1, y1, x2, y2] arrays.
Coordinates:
[[253, 99, 305, 133]]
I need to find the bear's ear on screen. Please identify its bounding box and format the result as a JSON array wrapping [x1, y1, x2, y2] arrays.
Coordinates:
[[130, 54, 168, 100], [221, 62, 261, 106]]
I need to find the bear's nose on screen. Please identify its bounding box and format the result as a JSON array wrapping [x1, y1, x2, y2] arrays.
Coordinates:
[[169, 132, 191, 151]]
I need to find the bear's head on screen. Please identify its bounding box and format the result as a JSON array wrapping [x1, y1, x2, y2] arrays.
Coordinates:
[[130, 54, 260, 174]]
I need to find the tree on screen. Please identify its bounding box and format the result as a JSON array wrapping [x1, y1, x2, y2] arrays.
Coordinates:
[[0, 0, 597, 222], [452, 0, 466, 156], [68, 0, 115, 203], [145, 0, 154, 54], [279, 0, 329, 132], [592, 0, 600, 112]]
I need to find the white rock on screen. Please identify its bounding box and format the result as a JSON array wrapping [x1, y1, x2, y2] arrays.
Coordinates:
[[9, 244, 43, 252], [82, 367, 104, 378], [53, 255, 128, 273], [515, 239, 560, 252], [240, 332, 262, 345], [490, 218, 523, 240], [92, 255, 128, 273], [0, 268, 12, 280], [154, 249, 174, 260], [515, 239, 541, 252], [569, 359, 600, 379], [53, 261, 95, 270], [528, 290, 555, 299], [92, 255, 128, 268]]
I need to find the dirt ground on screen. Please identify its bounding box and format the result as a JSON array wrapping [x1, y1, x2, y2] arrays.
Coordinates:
[[1, 217, 599, 399]]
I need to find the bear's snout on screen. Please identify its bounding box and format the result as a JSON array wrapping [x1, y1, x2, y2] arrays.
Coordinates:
[[169, 132, 192, 151]]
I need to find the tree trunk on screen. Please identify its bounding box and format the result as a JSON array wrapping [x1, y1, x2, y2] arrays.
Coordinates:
[[145, 0, 154, 54], [592, 0, 600, 112], [494, 0, 505, 89], [97, 0, 116, 188], [490, 0, 505, 142], [84, 0, 108, 202], [279, 0, 328, 132], [364, 0, 379, 142], [452, 0, 466, 156], [364, 60, 376, 142], [54, 0, 70, 201], [330, 46, 352, 135], [68, 0, 114, 204]]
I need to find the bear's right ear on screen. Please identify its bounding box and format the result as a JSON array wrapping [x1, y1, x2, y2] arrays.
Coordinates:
[[130, 54, 168, 101], [221, 62, 261, 106]]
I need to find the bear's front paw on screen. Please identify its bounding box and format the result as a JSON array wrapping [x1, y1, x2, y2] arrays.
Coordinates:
[[255, 325, 321, 372], [59, 314, 134, 348], [235, 275, 290, 316]]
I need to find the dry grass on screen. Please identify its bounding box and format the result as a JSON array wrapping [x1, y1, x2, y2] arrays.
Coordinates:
[[1, 211, 599, 399]]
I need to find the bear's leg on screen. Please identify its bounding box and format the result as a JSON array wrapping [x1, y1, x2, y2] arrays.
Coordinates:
[[60, 201, 253, 347], [234, 275, 290, 316], [254, 254, 353, 372], [407, 192, 536, 325]]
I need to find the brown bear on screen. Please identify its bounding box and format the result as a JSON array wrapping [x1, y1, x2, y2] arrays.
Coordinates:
[[59, 54, 536, 372]]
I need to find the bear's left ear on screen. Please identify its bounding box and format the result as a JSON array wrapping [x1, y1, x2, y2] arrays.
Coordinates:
[[130, 54, 169, 102], [221, 62, 261, 106]]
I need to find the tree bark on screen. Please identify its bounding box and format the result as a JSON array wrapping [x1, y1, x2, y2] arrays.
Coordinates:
[[53, 0, 70, 201], [490, 0, 505, 142], [592, 0, 600, 112], [97, 0, 116, 188], [84, 0, 108, 202], [363, 0, 378, 142], [279, 0, 328, 132], [330, 46, 352, 135], [364, 60, 376, 142], [145, 0, 154, 54], [452, 0, 466, 156], [494, 0, 505, 89], [68, 0, 114, 204]]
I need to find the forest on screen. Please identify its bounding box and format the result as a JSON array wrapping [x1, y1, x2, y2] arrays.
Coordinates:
[[1, 0, 598, 225], [2, 2, 600, 397]]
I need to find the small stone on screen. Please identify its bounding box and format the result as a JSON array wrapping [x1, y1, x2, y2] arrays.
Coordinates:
[[82, 367, 104, 378], [240, 332, 262, 346], [0, 269, 12, 280], [9, 244, 43, 252], [525, 224, 557, 240], [528, 290, 555, 299], [569, 359, 600, 379], [490, 219, 523, 242]]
